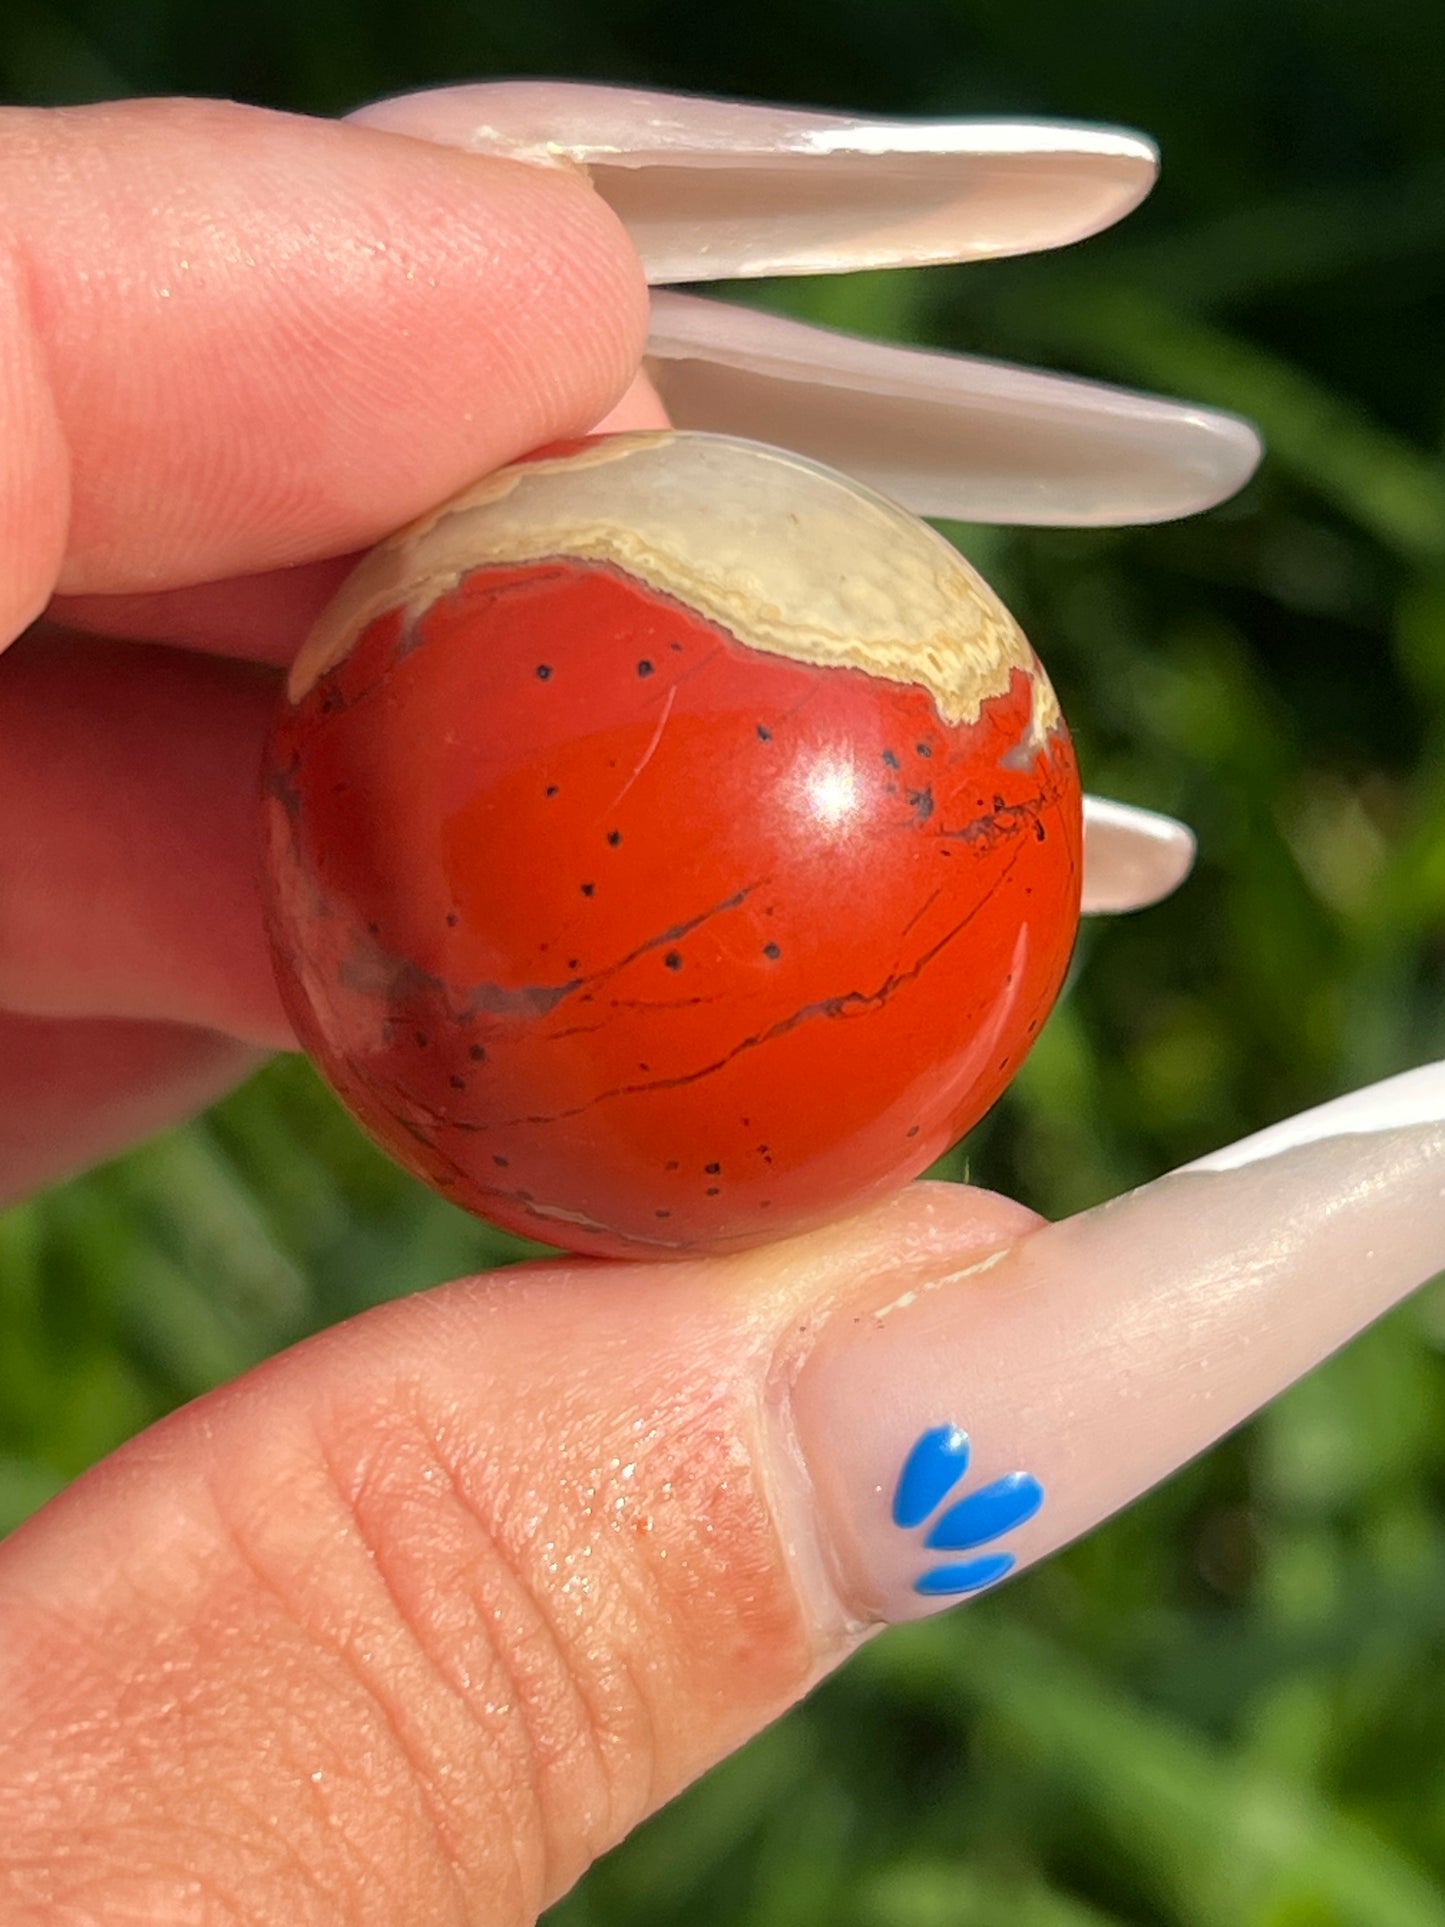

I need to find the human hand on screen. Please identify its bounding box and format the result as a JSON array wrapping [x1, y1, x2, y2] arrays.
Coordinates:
[[1, 88, 1440, 1924]]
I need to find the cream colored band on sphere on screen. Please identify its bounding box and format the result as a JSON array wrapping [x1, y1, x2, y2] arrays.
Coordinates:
[[290, 432, 1061, 739]]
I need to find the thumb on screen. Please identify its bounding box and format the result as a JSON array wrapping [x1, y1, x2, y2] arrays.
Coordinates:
[[2, 1070, 1441, 1923]]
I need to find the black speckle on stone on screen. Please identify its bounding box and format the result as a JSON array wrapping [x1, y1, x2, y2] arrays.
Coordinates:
[[916, 742, 933, 758], [882, 749, 900, 770], [493, 1154, 509, 1168], [763, 941, 781, 960], [705, 1162, 721, 1175], [1034, 819, 1047, 841], [606, 829, 622, 847], [638, 1061, 651, 1073], [567, 957, 581, 970], [446, 911, 459, 927], [536, 664, 552, 681], [665, 1159, 680, 1172], [664, 950, 683, 970], [907, 787, 935, 822], [581, 882, 595, 898], [669, 640, 684, 652], [414, 1031, 430, 1048], [706, 1186, 720, 1197], [367, 921, 380, 936], [545, 784, 560, 798], [906, 1124, 920, 1138], [757, 723, 772, 742], [655, 1207, 671, 1220], [449, 1074, 466, 1090], [637, 659, 654, 678], [469, 1043, 486, 1061]]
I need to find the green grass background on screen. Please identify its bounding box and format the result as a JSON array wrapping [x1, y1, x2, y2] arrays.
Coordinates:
[[5, 3, 1445, 1920]]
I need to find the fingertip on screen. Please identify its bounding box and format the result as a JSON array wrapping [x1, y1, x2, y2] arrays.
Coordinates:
[[0, 1178, 1034, 1916], [0, 632, 291, 1043], [47, 553, 361, 664], [0, 1011, 261, 1204], [0, 98, 652, 597], [0, 251, 69, 650]]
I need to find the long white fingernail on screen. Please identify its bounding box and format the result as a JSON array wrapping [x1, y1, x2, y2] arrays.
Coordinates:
[[350, 81, 1157, 283], [782, 1065, 1445, 1624], [646, 292, 1262, 524], [1080, 795, 1195, 911], [1182, 1060, 1445, 1169]]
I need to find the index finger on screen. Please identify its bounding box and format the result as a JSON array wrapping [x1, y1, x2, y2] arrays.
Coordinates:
[[0, 96, 648, 646]]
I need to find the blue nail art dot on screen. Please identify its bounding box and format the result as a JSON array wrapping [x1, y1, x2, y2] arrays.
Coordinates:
[[892, 1424, 1044, 1599], [915, 1552, 1016, 1596], [892, 1424, 970, 1527], [924, 1471, 1045, 1552]]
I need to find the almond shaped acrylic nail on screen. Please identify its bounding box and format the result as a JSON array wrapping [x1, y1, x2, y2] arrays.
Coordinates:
[[785, 1063, 1445, 1624]]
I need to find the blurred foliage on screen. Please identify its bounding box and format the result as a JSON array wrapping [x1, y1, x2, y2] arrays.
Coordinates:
[[4, 1, 1445, 1921]]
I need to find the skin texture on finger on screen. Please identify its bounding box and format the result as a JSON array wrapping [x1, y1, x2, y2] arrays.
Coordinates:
[[41, 371, 673, 666], [2, 1067, 1440, 1921], [43, 555, 361, 667], [0, 1183, 1032, 1926], [0, 97, 649, 647], [0, 1011, 260, 1203], [0, 253, 69, 644], [0, 631, 289, 1044]]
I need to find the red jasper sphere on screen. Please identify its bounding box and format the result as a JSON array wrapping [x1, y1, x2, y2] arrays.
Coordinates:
[[263, 432, 1082, 1259]]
